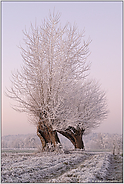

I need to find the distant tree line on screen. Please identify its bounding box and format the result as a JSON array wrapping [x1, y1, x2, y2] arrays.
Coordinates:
[[2, 133, 122, 155]]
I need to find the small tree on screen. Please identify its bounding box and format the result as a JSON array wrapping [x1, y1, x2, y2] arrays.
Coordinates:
[[6, 11, 91, 150], [55, 79, 108, 149]]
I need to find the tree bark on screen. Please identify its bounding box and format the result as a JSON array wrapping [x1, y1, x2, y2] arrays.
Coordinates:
[[58, 126, 85, 149], [37, 119, 60, 151]]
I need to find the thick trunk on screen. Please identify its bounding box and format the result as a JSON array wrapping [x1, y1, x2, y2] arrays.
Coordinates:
[[37, 120, 60, 151], [74, 133, 85, 149], [58, 130, 76, 148], [58, 126, 85, 149]]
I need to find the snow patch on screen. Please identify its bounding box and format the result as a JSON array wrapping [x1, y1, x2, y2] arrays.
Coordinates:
[[1, 150, 122, 183]]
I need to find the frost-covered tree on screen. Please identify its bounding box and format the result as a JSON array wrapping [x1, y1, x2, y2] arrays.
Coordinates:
[[56, 79, 108, 149], [6, 11, 91, 150]]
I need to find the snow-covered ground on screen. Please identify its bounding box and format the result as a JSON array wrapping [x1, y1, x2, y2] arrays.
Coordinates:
[[1, 149, 123, 183]]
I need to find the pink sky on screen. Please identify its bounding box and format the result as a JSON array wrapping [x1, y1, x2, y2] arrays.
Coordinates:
[[2, 2, 122, 136]]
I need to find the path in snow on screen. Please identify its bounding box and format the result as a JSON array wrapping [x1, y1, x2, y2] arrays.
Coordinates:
[[48, 152, 109, 183], [1, 150, 93, 183], [102, 154, 123, 182], [1, 150, 123, 183], [48, 152, 123, 183]]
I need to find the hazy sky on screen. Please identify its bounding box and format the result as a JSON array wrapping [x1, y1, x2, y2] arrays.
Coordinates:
[[2, 2, 122, 136]]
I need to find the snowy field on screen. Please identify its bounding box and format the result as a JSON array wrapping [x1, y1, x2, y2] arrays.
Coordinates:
[[1, 149, 123, 183]]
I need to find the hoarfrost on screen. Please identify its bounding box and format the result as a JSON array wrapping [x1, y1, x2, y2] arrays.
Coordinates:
[[1, 150, 123, 183]]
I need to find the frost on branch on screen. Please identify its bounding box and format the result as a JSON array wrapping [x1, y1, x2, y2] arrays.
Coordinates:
[[6, 11, 108, 150], [6, 11, 90, 118], [55, 79, 108, 149], [53, 79, 108, 132]]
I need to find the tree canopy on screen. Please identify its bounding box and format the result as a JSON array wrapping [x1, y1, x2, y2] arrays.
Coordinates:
[[6, 11, 108, 149], [6, 12, 91, 123]]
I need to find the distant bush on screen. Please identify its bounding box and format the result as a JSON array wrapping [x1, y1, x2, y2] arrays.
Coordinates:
[[2, 133, 122, 153], [2, 134, 41, 149]]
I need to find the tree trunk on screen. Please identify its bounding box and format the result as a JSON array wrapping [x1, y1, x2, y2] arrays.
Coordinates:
[[37, 119, 60, 151], [58, 126, 85, 149], [75, 133, 85, 149], [58, 129, 76, 148]]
